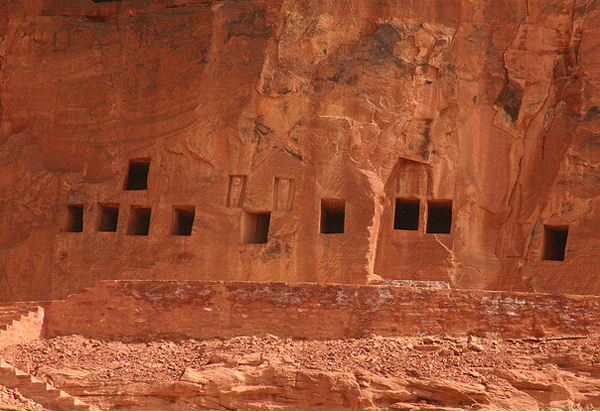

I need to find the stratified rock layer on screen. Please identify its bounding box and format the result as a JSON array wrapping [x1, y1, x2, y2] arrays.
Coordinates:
[[1, 0, 600, 300], [41, 280, 600, 341]]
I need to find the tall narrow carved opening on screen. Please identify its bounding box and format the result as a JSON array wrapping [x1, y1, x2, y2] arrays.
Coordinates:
[[97, 203, 119, 232], [320, 199, 345, 234], [426, 200, 452, 234], [543, 225, 568, 261], [127, 206, 151, 236], [124, 159, 150, 191], [172, 206, 195, 236], [65, 204, 84, 233]]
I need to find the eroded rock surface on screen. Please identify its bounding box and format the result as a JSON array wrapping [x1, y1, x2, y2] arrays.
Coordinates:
[[0, 383, 46, 411], [2, 0, 600, 299], [4, 335, 600, 410]]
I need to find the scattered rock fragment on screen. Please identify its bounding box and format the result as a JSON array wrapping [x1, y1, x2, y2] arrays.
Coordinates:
[[467, 336, 485, 352]]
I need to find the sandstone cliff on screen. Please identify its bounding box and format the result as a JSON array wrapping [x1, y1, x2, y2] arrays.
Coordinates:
[[1, 0, 600, 300]]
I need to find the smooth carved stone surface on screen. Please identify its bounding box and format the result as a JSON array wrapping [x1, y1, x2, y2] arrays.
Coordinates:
[[1, 0, 600, 300]]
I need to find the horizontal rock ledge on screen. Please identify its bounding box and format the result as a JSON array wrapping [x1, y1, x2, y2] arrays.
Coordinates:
[[39, 280, 600, 341]]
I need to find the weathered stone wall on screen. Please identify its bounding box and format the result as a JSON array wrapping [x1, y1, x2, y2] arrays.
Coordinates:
[[42, 280, 600, 340], [3, 0, 600, 300], [0, 305, 44, 348]]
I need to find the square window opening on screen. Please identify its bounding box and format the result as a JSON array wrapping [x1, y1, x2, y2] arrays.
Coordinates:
[[65, 204, 84, 233], [97, 203, 119, 232], [321, 198, 345, 234], [543, 225, 568, 261], [172, 206, 195, 236], [241, 211, 271, 244], [426, 200, 452, 234], [127, 206, 151, 236], [394, 198, 420, 231], [124, 158, 150, 191]]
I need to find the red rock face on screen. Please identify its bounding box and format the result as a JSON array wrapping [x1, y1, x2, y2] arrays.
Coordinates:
[[1, 0, 599, 300], [42, 280, 600, 341]]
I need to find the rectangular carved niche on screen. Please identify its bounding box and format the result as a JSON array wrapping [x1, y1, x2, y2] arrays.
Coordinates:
[[65, 204, 84, 233], [172, 206, 195, 236], [396, 160, 428, 198], [394, 198, 420, 231], [124, 158, 150, 191], [97, 203, 119, 232], [321, 199, 345, 234], [127, 206, 151, 236], [273, 178, 295, 211], [542, 225, 568, 261], [241, 211, 270, 244], [426, 200, 452, 234], [227, 175, 247, 208]]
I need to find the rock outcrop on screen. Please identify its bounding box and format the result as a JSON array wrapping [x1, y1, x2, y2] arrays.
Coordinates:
[[7, 334, 600, 411], [40, 280, 600, 341], [0, 361, 94, 411], [24, 359, 533, 410], [0, 383, 46, 411], [2, 0, 600, 300], [0, 304, 44, 348]]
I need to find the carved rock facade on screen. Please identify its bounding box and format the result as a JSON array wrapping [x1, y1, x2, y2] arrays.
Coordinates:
[[1, 0, 599, 300]]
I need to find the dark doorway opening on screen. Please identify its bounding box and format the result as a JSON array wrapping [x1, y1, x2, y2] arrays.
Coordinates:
[[127, 206, 151, 236], [394, 198, 420, 231], [97, 203, 119, 232], [124, 159, 150, 191], [241, 211, 271, 244], [543, 225, 568, 261], [66, 204, 84, 232], [426, 200, 452, 234], [172, 206, 195, 236], [321, 199, 345, 234]]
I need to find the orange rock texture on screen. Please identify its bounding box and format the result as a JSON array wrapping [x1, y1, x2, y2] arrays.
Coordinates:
[[6, 334, 600, 410], [1, 0, 599, 300], [42, 280, 600, 341]]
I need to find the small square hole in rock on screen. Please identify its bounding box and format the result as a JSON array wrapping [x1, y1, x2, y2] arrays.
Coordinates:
[[542, 225, 568, 261], [172, 206, 195, 236], [127, 206, 151, 236], [426, 200, 452, 234], [65, 204, 84, 233], [97, 203, 119, 232], [394, 198, 420, 231], [124, 159, 150, 191], [241, 211, 270, 244]]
